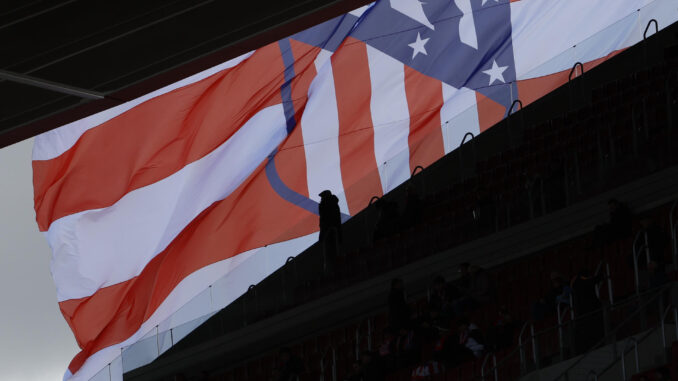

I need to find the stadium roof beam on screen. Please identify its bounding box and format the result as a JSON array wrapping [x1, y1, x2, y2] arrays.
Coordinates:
[[0, 69, 106, 100]]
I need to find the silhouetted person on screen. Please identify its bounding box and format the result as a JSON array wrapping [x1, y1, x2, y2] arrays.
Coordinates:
[[360, 351, 383, 381], [344, 360, 363, 381], [639, 217, 669, 267], [458, 318, 485, 358], [319, 190, 342, 242], [489, 306, 517, 350], [454, 265, 493, 314], [532, 272, 572, 321], [388, 278, 410, 330], [592, 199, 632, 248], [277, 347, 304, 381], [319, 190, 342, 274], [571, 270, 603, 354]]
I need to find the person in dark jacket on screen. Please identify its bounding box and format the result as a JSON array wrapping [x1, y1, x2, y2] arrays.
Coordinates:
[[388, 278, 410, 330], [591, 199, 632, 248], [319, 190, 342, 242], [571, 270, 604, 354], [319, 190, 342, 274], [277, 347, 304, 381]]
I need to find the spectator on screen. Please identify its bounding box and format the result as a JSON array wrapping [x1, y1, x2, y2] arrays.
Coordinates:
[[454, 265, 493, 314], [489, 306, 517, 350], [377, 327, 396, 371], [456, 263, 472, 293], [395, 326, 418, 366], [532, 272, 572, 321], [639, 217, 669, 267], [415, 305, 445, 343], [591, 199, 632, 248], [571, 270, 604, 354], [277, 347, 304, 381], [411, 345, 442, 381], [458, 318, 485, 358], [344, 360, 363, 381], [319, 189, 342, 251], [360, 351, 383, 381], [648, 260, 668, 289], [429, 276, 453, 316], [388, 278, 410, 330]]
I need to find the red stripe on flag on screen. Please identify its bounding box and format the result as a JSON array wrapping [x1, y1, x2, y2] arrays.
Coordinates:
[[61, 159, 319, 376], [404, 67, 445, 172], [332, 38, 383, 215], [33, 43, 286, 232], [475, 92, 506, 133]]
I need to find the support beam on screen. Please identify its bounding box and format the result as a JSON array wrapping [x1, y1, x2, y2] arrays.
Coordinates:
[[0, 69, 106, 100]]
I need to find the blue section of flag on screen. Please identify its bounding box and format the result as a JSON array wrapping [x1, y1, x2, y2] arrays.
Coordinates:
[[350, 0, 517, 111], [278, 39, 298, 134], [290, 0, 519, 113], [265, 150, 351, 222]]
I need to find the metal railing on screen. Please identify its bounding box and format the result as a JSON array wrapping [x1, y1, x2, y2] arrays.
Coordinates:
[[553, 282, 673, 380], [481, 353, 498, 381], [632, 230, 651, 295], [670, 200, 678, 268]]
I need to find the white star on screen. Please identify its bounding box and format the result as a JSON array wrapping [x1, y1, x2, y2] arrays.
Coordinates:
[[481, 0, 499, 5], [482, 60, 509, 85], [408, 32, 430, 59]]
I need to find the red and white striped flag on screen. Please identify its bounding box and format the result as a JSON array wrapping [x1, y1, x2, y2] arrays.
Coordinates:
[[32, 0, 676, 379]]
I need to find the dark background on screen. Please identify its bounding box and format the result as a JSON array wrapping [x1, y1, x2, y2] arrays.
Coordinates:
[[0, 0, 372, 148]]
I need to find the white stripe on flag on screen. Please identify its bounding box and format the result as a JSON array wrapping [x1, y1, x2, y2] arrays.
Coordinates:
[[510, 0, 655, 79], [47, 104, 288, 302], [366, 45, 411, 193], [301, 49, 350, 213], [440, 84, 479, 154], [67, 232, 318, 381]]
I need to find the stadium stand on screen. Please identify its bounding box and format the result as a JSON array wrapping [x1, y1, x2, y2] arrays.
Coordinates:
[[125, 18, 678, 381]]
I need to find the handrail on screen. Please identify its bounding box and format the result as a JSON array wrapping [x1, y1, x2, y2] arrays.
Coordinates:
[[460, 132, 475, 147], [660, 305, 678, 348], [595, 260, 614, 304], [480, 353, 498, 381], [508, 99, 523, 116], [670, 200, 678, 268], [553, 283, 672, 380], [474, 284, 673, 381], [368, 196, 381, 206], [518, 321, 538, 371], [587, 370, 598, 381], [569, 62, 584, 81], [557, 301, 573, 359], [644, 19, 658, 40], [620, 337, 639, 380], [633, 230, 650, 295], [634, 243, 650, 295]]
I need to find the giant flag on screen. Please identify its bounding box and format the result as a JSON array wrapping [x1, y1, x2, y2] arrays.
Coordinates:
[[32, 0, 677, 379]]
